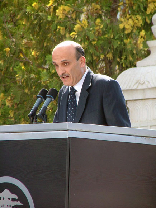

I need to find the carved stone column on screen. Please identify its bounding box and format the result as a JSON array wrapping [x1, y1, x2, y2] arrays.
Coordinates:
[[117, 14, 156, 129]]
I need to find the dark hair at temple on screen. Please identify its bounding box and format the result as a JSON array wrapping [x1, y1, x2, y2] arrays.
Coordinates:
[[75, 46, 85, 60]]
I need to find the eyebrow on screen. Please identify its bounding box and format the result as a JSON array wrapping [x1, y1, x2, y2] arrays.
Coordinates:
[[52, 59, 70, 64], [61, 59, 70, 62]]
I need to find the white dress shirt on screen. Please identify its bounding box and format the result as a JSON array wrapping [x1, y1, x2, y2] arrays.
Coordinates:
[[69, 68, 88, 105]]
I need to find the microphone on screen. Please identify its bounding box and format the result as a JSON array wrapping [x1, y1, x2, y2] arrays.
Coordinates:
[[37, 88, 58, 122], [28, 88, 48, 121]]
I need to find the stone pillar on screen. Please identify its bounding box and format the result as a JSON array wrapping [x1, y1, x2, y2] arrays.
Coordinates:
[[117, 14, 156, 129]]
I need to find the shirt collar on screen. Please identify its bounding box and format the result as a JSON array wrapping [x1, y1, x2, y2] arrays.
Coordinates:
[[73, 68, 88, 93]]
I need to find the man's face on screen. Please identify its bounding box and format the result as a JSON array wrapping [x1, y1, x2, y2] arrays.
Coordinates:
[[52, 45, 86, 86]]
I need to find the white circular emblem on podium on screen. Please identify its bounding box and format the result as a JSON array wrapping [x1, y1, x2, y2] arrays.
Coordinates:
[[0, 176, 35, 208]]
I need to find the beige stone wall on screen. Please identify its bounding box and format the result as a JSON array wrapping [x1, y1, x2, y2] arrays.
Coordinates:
[[126, 96, 156, 129], [117, 14, 156, 130]]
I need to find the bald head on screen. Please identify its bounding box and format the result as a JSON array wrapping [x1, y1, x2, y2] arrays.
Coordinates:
[[52, 41, 85, 61]]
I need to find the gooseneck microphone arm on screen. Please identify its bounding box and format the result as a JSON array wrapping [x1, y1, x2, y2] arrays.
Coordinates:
[[37, 88, 58, 123], [28, 88, 48, 123]]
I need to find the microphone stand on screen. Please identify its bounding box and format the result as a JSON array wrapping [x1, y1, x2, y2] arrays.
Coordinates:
[[37, 113, 47, 123], [28, 113, 47, 123], [28, 114, 38, 124]]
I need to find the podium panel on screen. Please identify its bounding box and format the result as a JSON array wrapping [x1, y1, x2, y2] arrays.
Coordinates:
[[0, 138, 69, 208], [0, 123, 156, 208], [70, 138, 156, 208]]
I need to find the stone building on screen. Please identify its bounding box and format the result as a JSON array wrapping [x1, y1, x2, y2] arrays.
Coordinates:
[[117, 14, 156, 129]]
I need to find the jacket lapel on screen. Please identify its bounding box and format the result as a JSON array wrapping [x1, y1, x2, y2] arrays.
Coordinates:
[[75, 69, 93, 123], [59, 86, 69, 122]]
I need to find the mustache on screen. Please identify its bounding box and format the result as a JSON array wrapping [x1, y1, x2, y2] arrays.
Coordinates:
[[59, 73, 69, 78]]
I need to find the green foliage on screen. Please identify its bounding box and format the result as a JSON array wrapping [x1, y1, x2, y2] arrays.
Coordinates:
[[0, 0, 156, 125]]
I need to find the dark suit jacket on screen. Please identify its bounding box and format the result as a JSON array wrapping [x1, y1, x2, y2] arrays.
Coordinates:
[[53, 69, 131, 127]]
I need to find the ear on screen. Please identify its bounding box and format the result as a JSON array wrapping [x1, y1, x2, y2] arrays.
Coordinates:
[[79, 56, 86, 67]]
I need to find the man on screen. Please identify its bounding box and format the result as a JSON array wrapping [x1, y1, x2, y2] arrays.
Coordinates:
[[52, 41, 131, 127]]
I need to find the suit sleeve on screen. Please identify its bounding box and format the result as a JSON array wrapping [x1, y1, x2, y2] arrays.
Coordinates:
[[103, 79, 131, 127]]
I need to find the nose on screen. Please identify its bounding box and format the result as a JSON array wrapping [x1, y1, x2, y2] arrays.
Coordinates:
[[57, 65, 66, 76]]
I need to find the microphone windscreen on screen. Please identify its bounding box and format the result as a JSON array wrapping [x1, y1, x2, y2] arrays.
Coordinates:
[[37, 88, 48, 100], [47, 88, 58, 100]]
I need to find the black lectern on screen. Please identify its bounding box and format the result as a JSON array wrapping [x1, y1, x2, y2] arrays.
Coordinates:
[[0, 123, 156, 208]]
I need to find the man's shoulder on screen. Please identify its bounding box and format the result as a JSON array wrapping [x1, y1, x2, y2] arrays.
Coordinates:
[[86, 69, 117, 89], [92, 73, 116, 88], [87, 68, 112, 81]]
